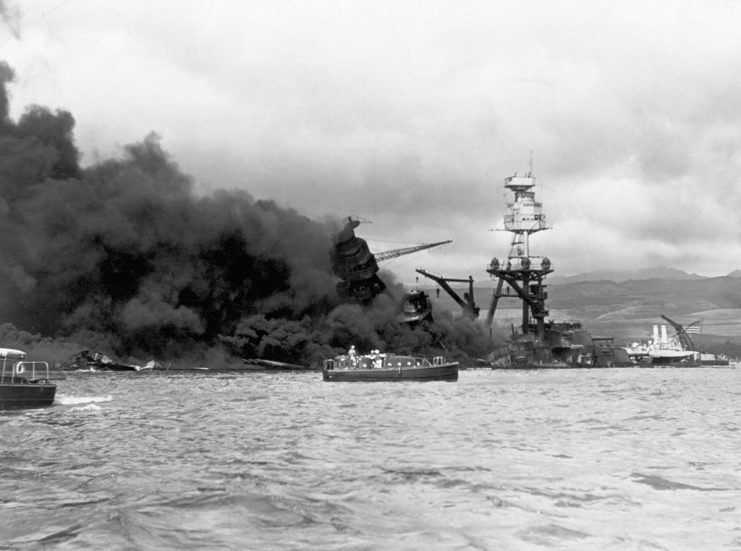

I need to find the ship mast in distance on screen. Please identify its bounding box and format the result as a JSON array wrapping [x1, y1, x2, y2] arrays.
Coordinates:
[[485, 165, 553, 340]]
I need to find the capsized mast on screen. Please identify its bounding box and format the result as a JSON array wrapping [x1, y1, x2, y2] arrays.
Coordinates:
[[330, 216, 451, 303]]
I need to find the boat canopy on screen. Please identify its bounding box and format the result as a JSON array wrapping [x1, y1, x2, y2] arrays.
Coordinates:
[[0, 348, 26, 359]]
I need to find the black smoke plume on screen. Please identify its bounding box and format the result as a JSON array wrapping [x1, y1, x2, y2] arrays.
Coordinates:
[[0, 62, 496, 367]]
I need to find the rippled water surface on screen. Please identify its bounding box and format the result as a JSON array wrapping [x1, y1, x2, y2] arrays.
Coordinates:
[[2, 368, 740, 550]]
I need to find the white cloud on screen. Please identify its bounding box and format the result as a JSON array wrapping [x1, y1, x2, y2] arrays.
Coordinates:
[[3, 0, 741, 286]]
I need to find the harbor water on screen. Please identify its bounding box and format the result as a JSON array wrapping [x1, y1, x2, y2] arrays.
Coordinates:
[[2, 367, 740, 550]]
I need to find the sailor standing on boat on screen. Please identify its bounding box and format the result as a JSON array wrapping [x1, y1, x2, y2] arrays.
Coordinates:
[[348, 345, 358, 367]]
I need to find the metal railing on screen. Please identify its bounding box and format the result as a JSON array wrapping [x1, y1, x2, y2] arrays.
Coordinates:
[[0, 360, 51, 383]]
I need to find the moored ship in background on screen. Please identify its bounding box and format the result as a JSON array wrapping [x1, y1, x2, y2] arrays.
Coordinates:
[[625, 315, 730, 367]]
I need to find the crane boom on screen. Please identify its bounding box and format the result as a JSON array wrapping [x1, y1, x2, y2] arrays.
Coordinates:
[[374, 240, 452, 262], [416, 269, 479, 319], [660, 314, 696, 351]]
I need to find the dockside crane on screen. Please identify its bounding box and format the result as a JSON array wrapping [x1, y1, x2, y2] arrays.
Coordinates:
[[660, 314, 698, 351]]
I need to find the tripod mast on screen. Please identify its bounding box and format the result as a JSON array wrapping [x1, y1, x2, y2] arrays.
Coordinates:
[[485, 169, 553, 340]]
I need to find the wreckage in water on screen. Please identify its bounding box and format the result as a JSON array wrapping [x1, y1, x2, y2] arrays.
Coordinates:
[[65, 350, 152, 371], [398, 288, 434, 324]]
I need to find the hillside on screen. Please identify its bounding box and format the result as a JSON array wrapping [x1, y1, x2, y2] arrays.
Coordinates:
[[545, 276, 741, 346], [419, 270, 741, 352], [549, 266, 718, 284], [547, 276, 741, 317]]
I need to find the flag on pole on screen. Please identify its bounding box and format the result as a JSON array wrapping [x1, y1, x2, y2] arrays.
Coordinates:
[[684, 319, 703, 334]]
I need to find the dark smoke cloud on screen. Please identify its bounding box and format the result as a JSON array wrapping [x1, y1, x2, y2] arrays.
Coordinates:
[[0, 62, 497, 367], [221, 287, 494, 366]]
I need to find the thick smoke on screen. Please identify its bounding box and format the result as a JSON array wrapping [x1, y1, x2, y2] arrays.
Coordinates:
[[0, 62, 496, 367]]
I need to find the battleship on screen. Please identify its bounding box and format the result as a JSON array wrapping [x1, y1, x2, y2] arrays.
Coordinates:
[[483, 169, 634, 368], [412, 165, 633, 368]]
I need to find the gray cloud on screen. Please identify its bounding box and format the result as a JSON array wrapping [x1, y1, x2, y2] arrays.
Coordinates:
[[0, 0, 20, 40], [5, 0, 741, 284]]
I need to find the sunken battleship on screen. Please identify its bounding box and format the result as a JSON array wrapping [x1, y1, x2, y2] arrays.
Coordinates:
[[481, 169, 633, 368], [410, 167, 633, 368]]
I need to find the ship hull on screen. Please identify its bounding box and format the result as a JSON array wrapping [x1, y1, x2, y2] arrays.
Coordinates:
[[0, 382, 56, 410], [323, 362, 458, 382], [636, 357, 732, 368]]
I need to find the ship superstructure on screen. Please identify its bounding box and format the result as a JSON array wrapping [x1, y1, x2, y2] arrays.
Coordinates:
[[331, 217, 386, 302], [485, 170, 552, 340], [331, 216, 451, 303]]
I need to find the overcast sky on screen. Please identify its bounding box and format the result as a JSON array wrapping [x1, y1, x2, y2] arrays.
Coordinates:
[[3, 0, 741, 285]]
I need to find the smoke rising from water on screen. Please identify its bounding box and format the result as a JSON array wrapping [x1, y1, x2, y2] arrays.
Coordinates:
[[0, 62, 496, 366]]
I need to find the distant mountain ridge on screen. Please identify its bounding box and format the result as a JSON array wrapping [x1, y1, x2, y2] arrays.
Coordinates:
[[422, 266, 741, 345], [549, 266, 734, 285], [422, 265, 741, 322]]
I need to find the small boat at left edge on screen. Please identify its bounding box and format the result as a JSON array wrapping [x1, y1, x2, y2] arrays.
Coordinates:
[[0, 347, 56, 410]]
